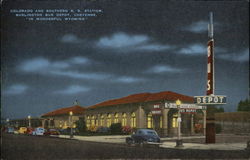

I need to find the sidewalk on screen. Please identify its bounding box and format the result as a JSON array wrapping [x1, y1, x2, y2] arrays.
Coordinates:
[[56, 134, 248, 151], [161, 142, 247, 150]]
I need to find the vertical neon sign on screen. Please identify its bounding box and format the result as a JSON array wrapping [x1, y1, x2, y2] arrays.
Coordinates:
[[207, 12, 214, 96]]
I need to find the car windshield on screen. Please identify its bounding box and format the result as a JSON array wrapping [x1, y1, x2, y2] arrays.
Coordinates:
[[146, 131, 157, 135]]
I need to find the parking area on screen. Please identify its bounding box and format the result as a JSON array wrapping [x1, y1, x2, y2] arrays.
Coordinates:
[[56, 134, 250, 151], [2, 133, 249, 159]]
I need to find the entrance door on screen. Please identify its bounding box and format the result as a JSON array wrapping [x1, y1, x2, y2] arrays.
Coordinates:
[[153, 115, 161, 135]]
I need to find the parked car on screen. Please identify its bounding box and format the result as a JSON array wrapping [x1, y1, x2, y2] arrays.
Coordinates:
[[96, 126, 110, 133], [126, 129, 161, 146], [7, 127, 15, 134], [44, 129, 60, 136], [25, 127, 34, 135], [32, 127, 45, 136], [18, 127, 27, 134], [59, 128, 78, 135]]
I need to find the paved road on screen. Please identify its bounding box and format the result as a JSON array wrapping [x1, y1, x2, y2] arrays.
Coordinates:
[[1, 134, 249, 159]]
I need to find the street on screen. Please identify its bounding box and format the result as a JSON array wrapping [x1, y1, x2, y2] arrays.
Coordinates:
[[1, 134, 249, 159]]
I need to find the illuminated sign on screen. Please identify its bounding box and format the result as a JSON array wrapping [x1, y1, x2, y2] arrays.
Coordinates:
[[164, 103, 206, 109], [194, 95, 226, 105], [207, 39, 214, 95], [180, 108, 197, 113], [152, 109, 162, 115], [153, 104, 160, 109], [152, 104, 162, 115]]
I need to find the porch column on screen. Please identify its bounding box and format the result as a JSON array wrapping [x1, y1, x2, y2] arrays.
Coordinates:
[[191, 114, 194, 135], [137, 106, 145, 128], [42, 119, 45, 128], [162, 108, 170, 137], [202, 110, 206, 136], [127, 112, 131, 127]]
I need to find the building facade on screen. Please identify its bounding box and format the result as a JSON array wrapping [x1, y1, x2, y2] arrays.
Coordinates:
[[41, 105, 85, 129], [7, 118, 42, 129], [85, 91, 206, 137]]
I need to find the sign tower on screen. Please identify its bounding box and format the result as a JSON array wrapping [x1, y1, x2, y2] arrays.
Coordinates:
[[194, 12, 226, 143]]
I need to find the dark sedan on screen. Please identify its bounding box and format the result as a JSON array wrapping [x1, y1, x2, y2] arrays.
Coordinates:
[[126, 129, 161, 146]]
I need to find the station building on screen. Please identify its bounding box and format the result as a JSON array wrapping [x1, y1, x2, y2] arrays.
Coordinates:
[[41, 105, 85, 129], [85, 91, 206, 136]]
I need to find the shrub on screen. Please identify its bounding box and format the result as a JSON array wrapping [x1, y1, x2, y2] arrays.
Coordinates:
[[194, 124, 202, 133], [110, 123, 122, 134], [89, 125, 98, 132], [75, 118, 87, 134], [122, 126, 132, 134]]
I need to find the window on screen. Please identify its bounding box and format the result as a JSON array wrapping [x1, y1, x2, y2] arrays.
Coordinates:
[[147, 112, 153, 128], [100, 114, 104, 126], [63, 121, 68, 129], [172, 114, 178, 128], [147, 131, 157, 135], [114, 113, 119, 123], [59, 120, 62, 128], [50, 119, 55, 127], [44, 120, 49, 128], [86, 116, 90, 128], [91, 115, 95, 126], [131, 112, 136, 128], [107, 114, 111, 127], [122, 113, 127, 126], [95, 117, 98, 126]]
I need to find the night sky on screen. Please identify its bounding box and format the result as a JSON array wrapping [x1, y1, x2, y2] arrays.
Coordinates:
[[1, 1, 249, 119]]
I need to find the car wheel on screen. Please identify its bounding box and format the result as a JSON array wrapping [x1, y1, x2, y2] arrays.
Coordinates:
[[127, 139, 135, 146], [139, 141, 146, 147]]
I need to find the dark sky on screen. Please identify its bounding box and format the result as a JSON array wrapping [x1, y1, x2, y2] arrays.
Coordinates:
[[1, 0, 249, 119]]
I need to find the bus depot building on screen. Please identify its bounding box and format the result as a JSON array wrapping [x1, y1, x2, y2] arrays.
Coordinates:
[[85, 91, 207, 137]]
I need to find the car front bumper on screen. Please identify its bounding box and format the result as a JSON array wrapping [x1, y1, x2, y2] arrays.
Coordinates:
[[145, 141, 162, 145]]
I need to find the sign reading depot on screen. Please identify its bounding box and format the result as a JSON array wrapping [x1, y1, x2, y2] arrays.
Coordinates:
[[194, 95, 226, 105]]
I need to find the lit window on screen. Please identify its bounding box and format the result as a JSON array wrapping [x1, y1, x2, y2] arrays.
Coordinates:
[[114, 113, 119, 123], [131, 112, 136, 128], [100, 114, 104, 126], [172, 114, 178, 128], [107, 114, 111, 127], [63, 121, 68, 129], [122, 113, 127, 126], [147, 112, 153, 128], [91, 115, 95, 126], [59, 120, 62, 128], [86, 116, 90, 129], [95, 116, 98, 127]]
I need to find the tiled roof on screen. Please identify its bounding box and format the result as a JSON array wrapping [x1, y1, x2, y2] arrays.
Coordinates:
[[145, 91, 193, 102], [41, 105, 85, 117], [88, 91, 194, 109]]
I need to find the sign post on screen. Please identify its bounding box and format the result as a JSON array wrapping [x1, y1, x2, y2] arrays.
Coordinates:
[[175, 99, 184, 148], [194, 12, 226, 144]]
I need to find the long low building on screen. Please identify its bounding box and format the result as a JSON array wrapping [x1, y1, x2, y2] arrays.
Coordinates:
[[85, 91, 206, 136], [41, 105, 85, 129]]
